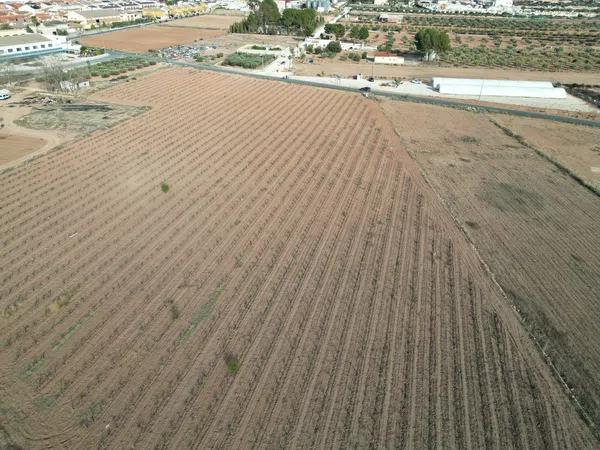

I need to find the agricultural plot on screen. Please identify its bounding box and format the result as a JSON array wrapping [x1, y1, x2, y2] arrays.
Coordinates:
[[164, 14, 243, 30], [490, 115, 600, 193], [0, 68, 596, 449], [340, 13, 600, 72], [81, 25, 225, 52], [0, 133, 45, 165], [381, 99, 600, 436]]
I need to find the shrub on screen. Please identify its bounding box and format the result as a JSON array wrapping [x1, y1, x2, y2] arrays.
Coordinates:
[[161, 182, 169, 193], [224, 353, 239, 375], [223, 52, 275, 69], [170, 303, 180, 320], [326, 41, 342, 53]]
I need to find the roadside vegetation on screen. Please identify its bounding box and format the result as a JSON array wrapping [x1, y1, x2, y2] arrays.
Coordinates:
[[88, 57, 155, 78], [222, 52, 276, 69]]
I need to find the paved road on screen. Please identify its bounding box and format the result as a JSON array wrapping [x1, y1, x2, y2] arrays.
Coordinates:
[[170, 58, 600, 129]]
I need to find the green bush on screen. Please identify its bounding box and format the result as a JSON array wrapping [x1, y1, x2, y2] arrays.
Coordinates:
[[223, 52, 276, 68], [326, 41, 342, 53], [224, 353, 239, 375]]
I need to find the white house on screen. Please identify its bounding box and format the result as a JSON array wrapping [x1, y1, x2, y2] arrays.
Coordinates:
[[301, 37, 376, 52], [373, 51, 404, 65], [0, 33, 70, 59]]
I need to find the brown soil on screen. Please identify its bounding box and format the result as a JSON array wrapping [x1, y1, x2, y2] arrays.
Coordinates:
[[0, 133, 46, 165], [0, 89, 73, 168], [491, 115, 600, 192], [294, 60, 600, 85], [381, 99, 600, 435], [163, 14, 244, 30], [0, 68, 596, 449], [81, 25, 226, 52]]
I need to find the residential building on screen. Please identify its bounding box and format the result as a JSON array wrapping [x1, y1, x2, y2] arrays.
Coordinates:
[[373, 51, 404, 65]]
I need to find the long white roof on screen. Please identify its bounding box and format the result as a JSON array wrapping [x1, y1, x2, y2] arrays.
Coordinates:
[[0, 33, 51, 46], [432, 77, 554, 89], [438, 83, 567, 99]]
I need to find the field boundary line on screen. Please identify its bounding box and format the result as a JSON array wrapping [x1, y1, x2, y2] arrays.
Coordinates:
[[393, 123, 600, 442], [488, 117, 600, 197]]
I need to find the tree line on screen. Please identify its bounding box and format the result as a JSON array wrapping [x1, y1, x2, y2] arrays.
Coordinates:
[[229, 0, 323, 36]]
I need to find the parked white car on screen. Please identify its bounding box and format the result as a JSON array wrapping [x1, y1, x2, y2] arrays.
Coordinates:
[[0, 89, 11, 100]]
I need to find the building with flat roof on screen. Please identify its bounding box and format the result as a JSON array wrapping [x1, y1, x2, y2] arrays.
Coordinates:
[[373, 51, 404, 65], [0, 33, 70, 59], [67, 8, 141, 28]]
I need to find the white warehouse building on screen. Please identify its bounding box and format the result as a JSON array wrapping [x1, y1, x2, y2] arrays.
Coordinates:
[[0, 34, 72, 60], [433, 77, 566, 99]]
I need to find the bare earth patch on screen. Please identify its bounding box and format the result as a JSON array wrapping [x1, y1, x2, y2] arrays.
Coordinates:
[[490, 115, 600, 192], [0, 133, 46, 165], [81, 25, 226, 52], [163, 14, 243, 30], [15, 102, 149, 134]]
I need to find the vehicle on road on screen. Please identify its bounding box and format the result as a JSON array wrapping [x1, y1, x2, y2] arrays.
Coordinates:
[[0, 89, 11, 100]]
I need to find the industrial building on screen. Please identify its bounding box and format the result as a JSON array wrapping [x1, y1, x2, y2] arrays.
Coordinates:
[[0, 33, 71, 59], [433, 77, 566, 99]]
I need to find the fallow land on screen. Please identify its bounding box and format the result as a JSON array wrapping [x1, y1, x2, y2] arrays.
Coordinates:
[[381, 100, 600, 434], [0, 68, 596, 449], [81, 25, 225, 52]]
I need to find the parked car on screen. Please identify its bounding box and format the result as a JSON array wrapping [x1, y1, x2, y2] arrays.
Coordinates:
[[410, 79, 422, 85], [0, 89, 11, 100], [359, 86, 371, 93]]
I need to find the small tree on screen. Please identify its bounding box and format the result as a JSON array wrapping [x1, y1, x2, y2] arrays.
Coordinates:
[[358, 26, 369, 41], [326, 41, 342, 53], [40, 57, 68, 91], [350, 26, 369, 41], [324, 23, 345, 39], [414, 28, 450, 61]]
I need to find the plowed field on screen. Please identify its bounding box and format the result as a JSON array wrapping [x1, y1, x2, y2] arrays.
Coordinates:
[[381, 99, 600, 439], [81, 25, 225, 52], [0, 69, 596, 449]]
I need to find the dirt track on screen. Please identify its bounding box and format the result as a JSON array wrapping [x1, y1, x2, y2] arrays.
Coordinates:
[[294, 60, 600, 85], [381, 99, 600, 437], [0, 69, 596, 448]]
